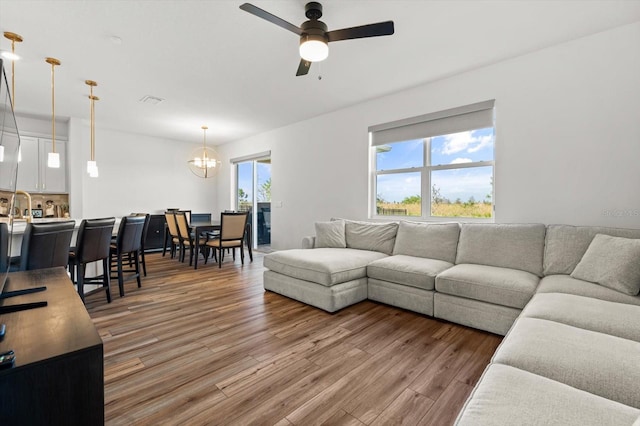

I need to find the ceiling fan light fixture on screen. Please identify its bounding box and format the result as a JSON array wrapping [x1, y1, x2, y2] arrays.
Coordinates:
[[299, 35, 328, 62]]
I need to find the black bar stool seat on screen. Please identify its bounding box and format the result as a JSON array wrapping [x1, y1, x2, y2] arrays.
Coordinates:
[[69, 217, 116, 303]]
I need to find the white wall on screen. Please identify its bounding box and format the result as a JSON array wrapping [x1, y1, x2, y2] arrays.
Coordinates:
[[16, 113, 219, 219], [9, 114, 217, 219], [216, 22, 640, 250], [67, 121, 218, 219]]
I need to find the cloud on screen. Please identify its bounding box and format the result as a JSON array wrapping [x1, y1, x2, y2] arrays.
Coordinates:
[[450, 157, 472, 164], [440, 130, 493, 155], [468, 135, 493, 153]]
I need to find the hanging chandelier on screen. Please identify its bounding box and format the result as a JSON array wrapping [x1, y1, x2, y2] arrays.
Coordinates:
[[188, 125, 219, 178]]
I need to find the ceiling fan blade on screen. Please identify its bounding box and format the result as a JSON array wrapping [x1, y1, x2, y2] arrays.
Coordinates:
[[239, 3, 302, 35], [326, 21, 394, 42], [296, 59, 311, 76]]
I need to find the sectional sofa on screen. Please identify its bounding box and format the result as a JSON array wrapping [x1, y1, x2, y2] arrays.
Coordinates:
[[263, 219, 640, 425]]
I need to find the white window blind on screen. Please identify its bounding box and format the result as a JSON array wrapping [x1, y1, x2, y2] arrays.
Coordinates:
[[230, 150, 271, 164], [369, 100, 495, 146]]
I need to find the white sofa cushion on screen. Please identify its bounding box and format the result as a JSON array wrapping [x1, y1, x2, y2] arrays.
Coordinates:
[[344, 220, 398, 255], [263, 248, 387, 287], [367, 255, 453, 291], [543, 224, 640, 276], [570, 234, 640, 296], [456, 364, 640, 426], [536, 274, 640, 306], [455, 223, 546, 276], [436, 264, 539, 309], [392, 221, 460, 263], [493, 317, 640, 409], [522, 293, 640, 342], [314, 220, 346, 248]]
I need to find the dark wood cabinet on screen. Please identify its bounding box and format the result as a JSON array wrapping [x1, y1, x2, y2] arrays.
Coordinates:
[[0, 267, 103, 425], [145, 214, 167, 251]]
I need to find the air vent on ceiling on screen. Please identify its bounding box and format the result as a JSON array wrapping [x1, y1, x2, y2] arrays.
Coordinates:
[[139, 95, 164, 105]]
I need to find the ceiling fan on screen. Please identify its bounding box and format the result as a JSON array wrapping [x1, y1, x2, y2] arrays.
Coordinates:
[[239, 2, 394, 76]]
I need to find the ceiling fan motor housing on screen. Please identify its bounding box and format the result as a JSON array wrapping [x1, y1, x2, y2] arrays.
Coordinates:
[[300, 20, 328, 39], [299, 20, 329, 61]]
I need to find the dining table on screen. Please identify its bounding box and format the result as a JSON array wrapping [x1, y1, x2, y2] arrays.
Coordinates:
[[189, 220, 253, 270]]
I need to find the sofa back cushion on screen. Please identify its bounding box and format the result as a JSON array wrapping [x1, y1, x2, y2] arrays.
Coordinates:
[[545, 225, 640, 275], [393, 221, 460, 263], [456, 223, 546, 276], [344, 220, 398, 255]]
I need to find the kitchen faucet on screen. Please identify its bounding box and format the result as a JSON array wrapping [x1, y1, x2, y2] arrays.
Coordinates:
[[14, 190, 32, 223]]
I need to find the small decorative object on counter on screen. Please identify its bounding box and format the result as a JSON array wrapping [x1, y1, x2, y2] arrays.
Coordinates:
[[45, 200, 55, 217]]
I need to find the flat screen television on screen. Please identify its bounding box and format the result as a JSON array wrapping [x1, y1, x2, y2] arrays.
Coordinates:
[[0, 58, 47, 315], [0, 57, 20, 291]]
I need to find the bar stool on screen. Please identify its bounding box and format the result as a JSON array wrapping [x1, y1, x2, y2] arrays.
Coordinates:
[[68, 217, 116, 303], [110, 215, 145, 297], [0, 222, 8, 272], [132, 213, 151, 276], [19, 221, 75, 271]]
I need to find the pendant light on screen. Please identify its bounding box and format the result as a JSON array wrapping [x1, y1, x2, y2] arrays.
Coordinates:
[[187, 126, 219, 178], [2, 32, 22, 108], [85, 80, 99, 177], [45, 57, 61, 168]]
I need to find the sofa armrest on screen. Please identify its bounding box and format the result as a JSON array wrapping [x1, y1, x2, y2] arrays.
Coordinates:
[[302, 236, 316, 249]]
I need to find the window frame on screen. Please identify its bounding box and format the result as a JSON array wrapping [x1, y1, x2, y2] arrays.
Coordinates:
[[369, 102, 495, 222]]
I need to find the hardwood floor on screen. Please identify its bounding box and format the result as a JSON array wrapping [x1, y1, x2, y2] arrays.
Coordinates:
[[84, 251, 502, 425]]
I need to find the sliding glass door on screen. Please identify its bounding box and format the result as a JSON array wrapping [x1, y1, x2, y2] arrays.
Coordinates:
[[235, 156, 271, 249]]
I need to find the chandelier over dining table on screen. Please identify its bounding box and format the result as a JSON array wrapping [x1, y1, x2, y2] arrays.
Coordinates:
[[188, 125, 219, 178]]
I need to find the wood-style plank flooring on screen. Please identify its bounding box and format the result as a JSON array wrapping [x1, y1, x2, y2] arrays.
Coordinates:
[[85, 251, 501, 426]]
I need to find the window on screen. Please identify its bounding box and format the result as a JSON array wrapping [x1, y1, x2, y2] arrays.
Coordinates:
[[370, 100, 495, 220]]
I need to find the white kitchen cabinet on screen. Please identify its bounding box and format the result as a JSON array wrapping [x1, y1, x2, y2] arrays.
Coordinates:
[[17, 136, 67, 193]]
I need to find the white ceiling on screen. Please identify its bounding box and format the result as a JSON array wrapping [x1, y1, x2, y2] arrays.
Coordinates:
[[1, 0, 639, 145]]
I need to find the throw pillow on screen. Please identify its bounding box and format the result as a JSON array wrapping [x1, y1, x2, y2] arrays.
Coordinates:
[[571, 234, 640, 296], [315, 220, 346, 248]]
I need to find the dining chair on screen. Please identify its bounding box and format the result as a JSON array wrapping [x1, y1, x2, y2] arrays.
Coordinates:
[[68, 217, 116, 303], [109, 215, 145, 297], [175, 211, 206, 266], [179, 209, 192, 224], [19, 221, 75, 271], [132, 213, 151, 276], [204, 211, 249, 268], [163, 211, 180, 259]]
